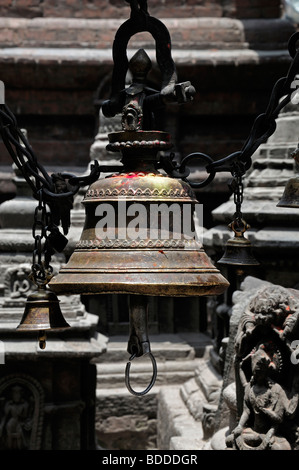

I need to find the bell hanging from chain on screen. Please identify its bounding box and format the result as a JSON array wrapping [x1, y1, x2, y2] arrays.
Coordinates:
[[49, 46, 229, 298], [218, 172, 259, 267], [218, 219, 260, 266], [277, 146, 299, 208], [16, 190, 71, 349], [17, 284, 70, 349]]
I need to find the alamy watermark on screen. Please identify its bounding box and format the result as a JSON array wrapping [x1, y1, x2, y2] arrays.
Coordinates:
[[0, 341, 5, 364], [0, 81, 4, 104], [95, 199, 204, 246]]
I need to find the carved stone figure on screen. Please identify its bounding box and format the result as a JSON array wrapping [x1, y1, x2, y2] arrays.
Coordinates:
[[226, 285, 299, 450], [0, 375, 44, 450], [235, 286, 299, 356], [227, 342, 298, 450], [3, 265, 34, 301]]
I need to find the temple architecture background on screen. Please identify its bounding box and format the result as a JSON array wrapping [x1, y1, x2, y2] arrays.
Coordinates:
[[0, 0, 298, 451]]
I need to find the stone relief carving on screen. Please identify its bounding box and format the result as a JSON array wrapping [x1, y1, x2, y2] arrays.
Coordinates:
[[0, 374, 44, 450], [226, 285, 299, 450], [3, 265, 34, 300]]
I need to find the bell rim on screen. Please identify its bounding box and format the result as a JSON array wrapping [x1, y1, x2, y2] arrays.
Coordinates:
[[217, 258, 260, 266], [49, 274, 229, 297], [17, 324, 70, 331]]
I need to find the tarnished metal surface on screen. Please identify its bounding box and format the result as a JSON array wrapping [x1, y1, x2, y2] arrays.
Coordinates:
[[50, 165, 229, 296], [218, 220, 260, 267], [125, 295, 158, 396], [218, 234, 260, 266], [17, 287, 70, 331], [49, 0, 229, 298]]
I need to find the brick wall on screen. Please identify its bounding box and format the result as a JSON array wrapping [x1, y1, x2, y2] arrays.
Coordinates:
[[0, 0, 292, 188], [0, 0, 283, 19], [233, 0, 282, 19]]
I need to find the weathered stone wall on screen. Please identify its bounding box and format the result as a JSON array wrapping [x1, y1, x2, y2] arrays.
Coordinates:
[[0, 0, 294, 214], [0, 0, 283, 20]]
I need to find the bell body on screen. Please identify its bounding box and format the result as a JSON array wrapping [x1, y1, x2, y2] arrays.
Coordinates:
[[17, 287, 70, 331], [50, 132, 229, 297], [218, 234, 260, 266], [277, 176, 299, 208]]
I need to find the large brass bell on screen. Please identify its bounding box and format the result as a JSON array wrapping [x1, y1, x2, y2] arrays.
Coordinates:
[[49, 48, 229, 298], [218, 219, 260, 267], [17, 285, 70, 349]]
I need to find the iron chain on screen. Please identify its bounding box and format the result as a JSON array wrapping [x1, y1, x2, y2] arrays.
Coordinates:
[[232, 175, 244, 223], [31, 192, 54, 287], [166, 31, 299, 188]]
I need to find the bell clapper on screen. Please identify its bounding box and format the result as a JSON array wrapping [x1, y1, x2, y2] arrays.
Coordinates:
[[38, 330, 47, 350], [125, 295, 158, 396], [125, 351, 157, 397]]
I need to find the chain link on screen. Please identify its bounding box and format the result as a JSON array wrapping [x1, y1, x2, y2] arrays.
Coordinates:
[[233, 175, 244, 224], [169, 31, 299, 188], [30, 191, 54, 287], [0, 102, 106, 287]]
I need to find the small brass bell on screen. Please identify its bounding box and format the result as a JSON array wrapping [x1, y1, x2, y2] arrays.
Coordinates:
[[277, 177, 299, 208], [218, 219, 260, 267], [17, 285, 70, 349], [277, 147, 299, 208]]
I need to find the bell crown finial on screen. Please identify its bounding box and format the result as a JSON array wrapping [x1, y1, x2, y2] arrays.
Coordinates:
[[129, 49, 152, 82]]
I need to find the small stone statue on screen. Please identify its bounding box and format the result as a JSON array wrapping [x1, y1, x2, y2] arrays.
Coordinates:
[[226, 342, 298, 450], [226, 284, 299, 450], [103, 48, 195, 131], [235, 286, 299, 355], [0, 385, 31, 450]]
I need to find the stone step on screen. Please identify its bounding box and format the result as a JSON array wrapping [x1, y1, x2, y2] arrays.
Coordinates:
[[0, 17, 292, 50], [95, 333, 211, 390], [95, 333, 211, 363], [96, 358, 203, 389]]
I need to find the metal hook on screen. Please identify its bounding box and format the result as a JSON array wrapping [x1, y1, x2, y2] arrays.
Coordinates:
[[125, 295, 158, 396], [125, 351, 157, 397]]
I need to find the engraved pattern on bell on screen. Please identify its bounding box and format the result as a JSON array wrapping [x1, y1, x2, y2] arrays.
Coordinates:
[[50, 164, 229, 297]]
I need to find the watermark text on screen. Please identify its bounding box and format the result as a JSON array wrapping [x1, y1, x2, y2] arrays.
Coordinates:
[[0, 341, 5, 364], [95, 199, 204, 246]]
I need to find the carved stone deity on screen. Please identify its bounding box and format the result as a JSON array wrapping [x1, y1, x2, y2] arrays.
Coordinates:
[[0, 375, 44, 450], [226, 285, 299, 450]]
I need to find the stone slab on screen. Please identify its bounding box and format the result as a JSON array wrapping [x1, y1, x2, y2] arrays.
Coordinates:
[[0, 17, 293, 50], [0, 46, 292, 67], [0, 332, 107, 359], [95, 334, 210, 389], [96, 333, 212, 363], [0, 0, 282, 20], [157, 386, 204, 450]]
